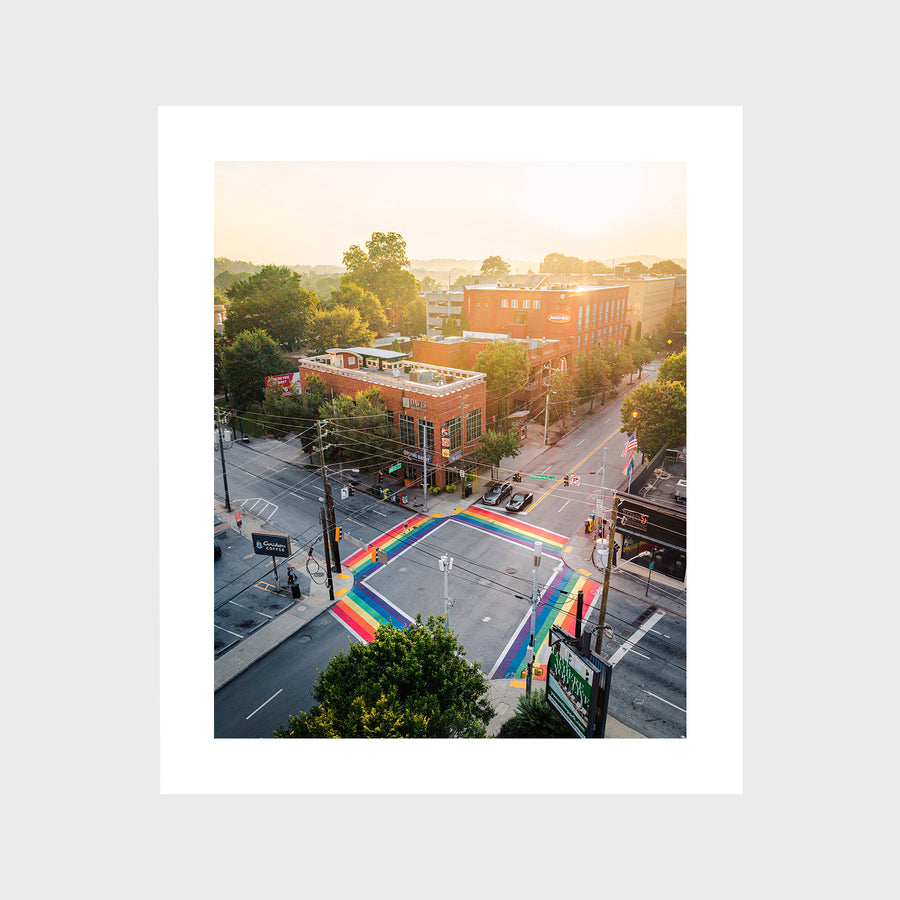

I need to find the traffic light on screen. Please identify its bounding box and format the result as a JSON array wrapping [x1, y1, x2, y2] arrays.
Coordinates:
[[371, 546, 377, 563], [563, 475, 569, 487], [334, 526, 342, 542], [348, 484, 354, 496]]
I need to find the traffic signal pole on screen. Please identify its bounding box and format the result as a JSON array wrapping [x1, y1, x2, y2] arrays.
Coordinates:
[[594, 496, 619, 659]]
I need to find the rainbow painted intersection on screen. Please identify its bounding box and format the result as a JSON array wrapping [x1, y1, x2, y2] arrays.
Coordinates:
[[331, 507, 602, 682]]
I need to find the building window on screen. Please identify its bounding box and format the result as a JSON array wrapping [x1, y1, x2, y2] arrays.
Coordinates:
[[501, 298, 508, 308], [511, 298, 518, 309], [577, 306, 583, 328], [385, 411, 394, 430], [400, 413, 415, 446], [466, 408, 482, 443], [366, 357, 379, 368], [446, 416, 462, 450], [533, 299, 540, 310], [418, 419, 434, 452], [522, 299, 530, 309]]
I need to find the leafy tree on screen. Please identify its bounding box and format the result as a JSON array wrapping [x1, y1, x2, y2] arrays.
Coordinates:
[[473, 340, 530, 422], [326, 282, 389, 336], [547, 368, 577, 434], [659, 304, 687, 353], [584, 259, 613, 274], [395, 294, 426, 337], [649, 259, 686, 275], [495, 692, 575, 738], [440, 315, 462, 338], [222, 328, 289, 412], [540, 252, 583, 274], [631, 340, 656, 377], [475, 427, 521, 479], [214, 331, 229, 398], [341, 231, 418, 308], [480, 255, 510, 278], [621, 260, 649, 274], [224, 265, 318, 351], [452, 274, 476, 288], [600, 343, 627, 391], [658, 349, 686, 386], [620, 379, 686, 459], [325, 387, 399, 473], [273, 614, 494, 738], [308, 306, 375, 354], [575, 346, 612, 412]]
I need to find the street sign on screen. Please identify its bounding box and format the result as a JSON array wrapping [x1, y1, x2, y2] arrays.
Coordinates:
[[250, 532, 292, 557], [569, 474, 581, 486], [529, 474, 556, 481], [387, 462, 402, 473]]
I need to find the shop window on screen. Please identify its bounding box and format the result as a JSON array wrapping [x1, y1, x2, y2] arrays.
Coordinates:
[[446, 416, 462, 450], [400, 413, 415, 446], [466, 408, 482, 443], [418, 419, 434, 452]]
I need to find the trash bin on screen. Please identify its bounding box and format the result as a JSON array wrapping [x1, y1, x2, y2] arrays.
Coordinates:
[[291, 583, 301, 599], [585, 516, 594, 534], [463, 482, 473, 498]]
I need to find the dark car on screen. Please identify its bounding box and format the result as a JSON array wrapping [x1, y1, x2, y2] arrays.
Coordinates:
[[505, 490, 534, 513], [482, 480, 513, 506]]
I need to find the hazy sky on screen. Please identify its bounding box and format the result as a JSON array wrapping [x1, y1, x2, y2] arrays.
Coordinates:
[[214, 161, 686, 267]]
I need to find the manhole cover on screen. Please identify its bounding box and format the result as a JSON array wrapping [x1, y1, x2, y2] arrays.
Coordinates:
[[505, 568, 517, 575], [482, 616, 491, 622], [297, 636, 311, 644]]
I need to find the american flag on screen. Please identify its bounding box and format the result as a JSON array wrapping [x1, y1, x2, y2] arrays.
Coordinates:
[[622, 431, 637, 457]]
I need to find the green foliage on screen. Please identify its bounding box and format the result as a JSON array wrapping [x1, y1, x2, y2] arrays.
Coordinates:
[[473, 340, 530, 421], [649, 259, 686, 275], [621, 379, 686, 458], [547, 368, 576, 430], [495, 691, 575, 738], [659, 304, 687, 353], [324, 387, 399, 472], [341, 231, 418, 308], [326, 282, 389, 337], [274, 614, 494, 738], [222, 329, 289, 412], [658, 350, 686, 386], [261, 384, 326, 448], [308, 305, 375, 354], [440, 316, 462, 338], [224, 265, 318, 351], [540, 252, 584, 274], [575, 346, 613, 412], [476, 427, 521, 470], [480, 255, 511, 278]]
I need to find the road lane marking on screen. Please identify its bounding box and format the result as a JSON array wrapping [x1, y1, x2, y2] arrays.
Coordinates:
[[641, 690, 685, 713], [607, 610, 665, 666], [246, 688, 283, 719]]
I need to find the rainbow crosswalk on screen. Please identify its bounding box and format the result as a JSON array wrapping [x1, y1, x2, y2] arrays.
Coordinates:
[[331, 507, 600, 680]]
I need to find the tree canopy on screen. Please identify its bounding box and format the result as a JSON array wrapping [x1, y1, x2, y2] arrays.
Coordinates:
[[480, 255, 510, 278], [341, 231, 418, 308], [476, 427, 521, 477], [323, 387, 399, 473], [326, 282, 389, 337], [473, 340, 530, 421], [620, 379, 686, 458], [308, 305, 375, 354], [658, 349, 686, 386], [575, 346, 613, 412], [222, 328, 289, 412], [273, 614, 494, 738], [224, 265, 317, 351]]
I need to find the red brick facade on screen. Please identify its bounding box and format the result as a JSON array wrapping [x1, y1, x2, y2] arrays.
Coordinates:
[[295, 359, 487, 489]]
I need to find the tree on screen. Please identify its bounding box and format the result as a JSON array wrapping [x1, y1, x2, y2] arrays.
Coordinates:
[[224, 265, 318, 351], [473, 340, 530, 422], [496, 692, 575, 738], [440, 315, 462, 338], [325, 387, 399, 473], [540, 252, 583, 274], [273, 614, 494, 738], [341, 231, 418, 308], [649, 259, 686, 275], [575, 346, 613, 412], [547, 368, 577, 435], [326, 283, 389, 336], [308, 306, 375, 354], [222, 328, 289, 412], [475, 427, 521, 480], [620, 380, 686, 459], [659, 304, 687, 353], [658, 349, 686, 386], [480, 255, 510, 278]]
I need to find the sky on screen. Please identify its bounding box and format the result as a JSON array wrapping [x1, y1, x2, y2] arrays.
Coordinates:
[[214, 161, 686, 268]]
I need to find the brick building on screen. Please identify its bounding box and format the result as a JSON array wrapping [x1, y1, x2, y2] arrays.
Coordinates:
[[463, 281, 629, 361], [295, 347, 487, 490]]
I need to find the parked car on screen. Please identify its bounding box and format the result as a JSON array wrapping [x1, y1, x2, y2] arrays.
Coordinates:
[[482, 480, 513, 506], [505, 490, 534, 513]]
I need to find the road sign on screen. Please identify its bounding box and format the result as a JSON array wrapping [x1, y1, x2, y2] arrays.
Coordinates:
[[569, 474, 581, 486], [529, 474, 556, 481], [387, 462, 402, 473], [250, 532, 292, 557]]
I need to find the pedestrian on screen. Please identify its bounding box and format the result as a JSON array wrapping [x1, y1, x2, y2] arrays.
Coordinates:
[[612, 542, 619, 565], [287, 565, 295, 586]]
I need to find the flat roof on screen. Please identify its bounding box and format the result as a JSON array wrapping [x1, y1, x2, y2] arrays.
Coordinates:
[[331, 347, 408, 360]]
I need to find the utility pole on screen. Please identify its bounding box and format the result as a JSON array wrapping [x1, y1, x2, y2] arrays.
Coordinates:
[[325, 484, 342, 574], [319, 507, 335, 605], [423, 442, 428, 513], [594, 496, 619, 660], [526, 541, 543, 696], [215, 407, 231, 512], [594, 447, 607, 534], [439, 554, 453, 630]]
